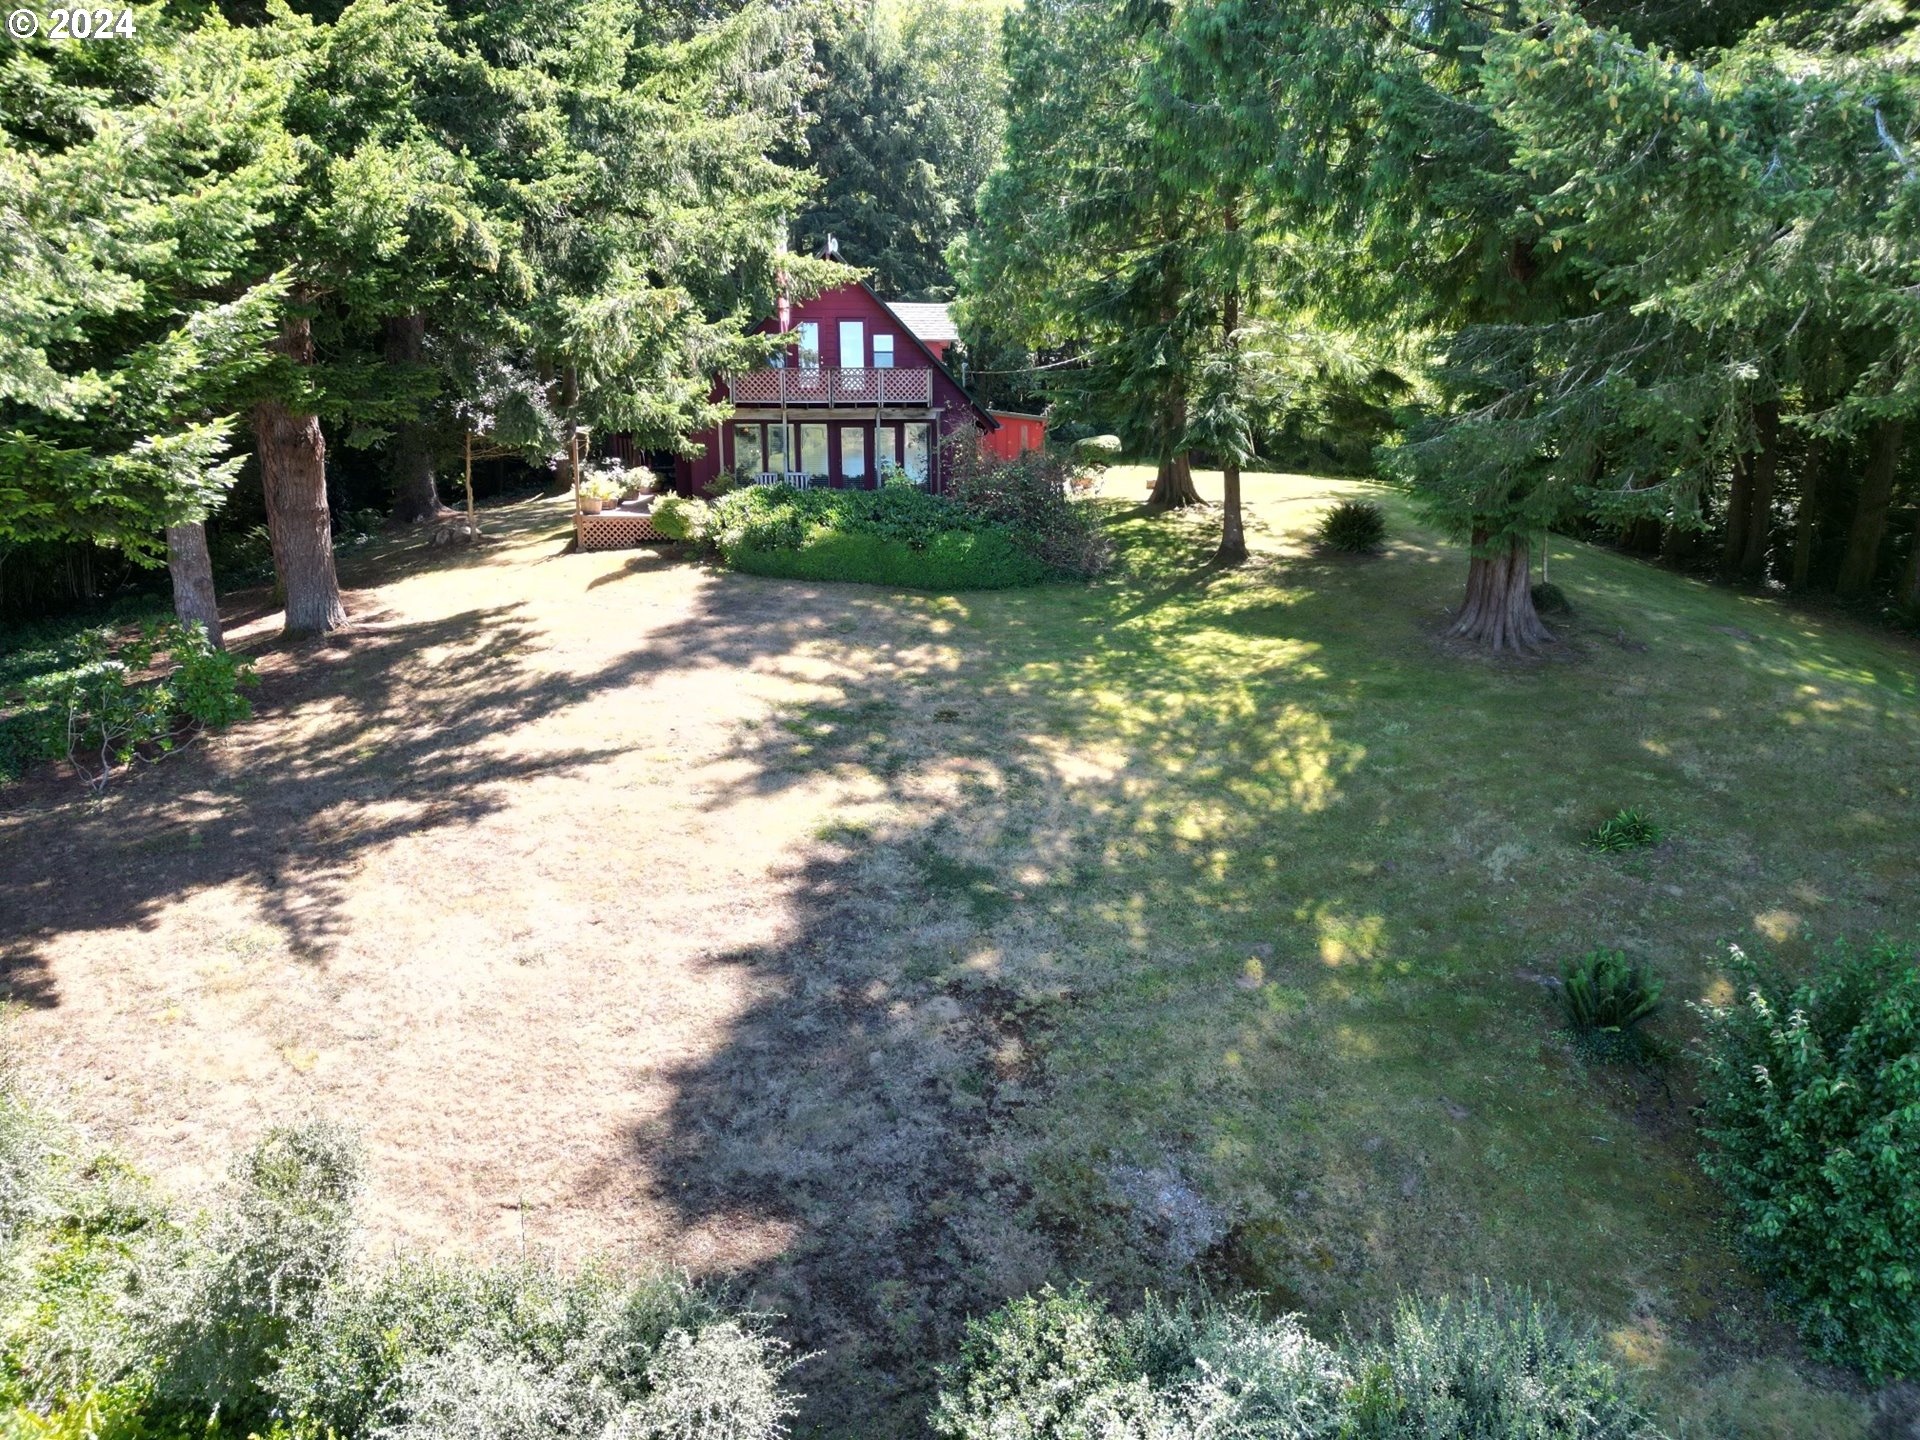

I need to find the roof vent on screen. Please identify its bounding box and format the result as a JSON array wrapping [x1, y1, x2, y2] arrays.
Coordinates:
[[819, 234, 844, 263]]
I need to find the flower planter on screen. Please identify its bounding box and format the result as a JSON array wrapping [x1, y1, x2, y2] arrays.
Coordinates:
[[580, 498, 604, 515]]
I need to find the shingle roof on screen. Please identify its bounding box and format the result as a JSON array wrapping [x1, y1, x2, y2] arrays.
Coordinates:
[[889, 302, 959, 344]]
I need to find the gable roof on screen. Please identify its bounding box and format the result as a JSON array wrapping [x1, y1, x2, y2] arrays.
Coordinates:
[[890, 303, 958, 345]]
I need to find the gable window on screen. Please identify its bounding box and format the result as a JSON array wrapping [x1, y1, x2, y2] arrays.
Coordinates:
[[796, 322, 821, 371], [839, 320, 865, 369], [872, 334, 895, 369]]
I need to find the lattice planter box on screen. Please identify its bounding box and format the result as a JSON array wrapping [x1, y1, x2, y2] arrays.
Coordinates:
[[575, 510, 677, 551]]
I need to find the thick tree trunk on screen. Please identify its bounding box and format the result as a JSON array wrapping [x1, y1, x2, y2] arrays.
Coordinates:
[[385, 313, 443, 524], [1450, 529, 1553, 652], [1720, 448, 1753, 575], [164, 522, 223, 649], [1737, 399, 1780, 579], [253, 313, 347, 638], [1214, 221, 1248, 565], [1903, 506, 1920, 612], [1790, 433, 1826, 589], [1661, 519, 1700, 567], [1149, 450, 1201, 508], [1837, 418, 1906, 600]]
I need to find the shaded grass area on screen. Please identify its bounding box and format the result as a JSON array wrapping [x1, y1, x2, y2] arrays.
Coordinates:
[[655, 469, 1913, 1436]]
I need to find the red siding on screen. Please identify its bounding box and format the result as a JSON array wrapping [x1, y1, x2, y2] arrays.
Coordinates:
[[983, 413, 1046, 461]]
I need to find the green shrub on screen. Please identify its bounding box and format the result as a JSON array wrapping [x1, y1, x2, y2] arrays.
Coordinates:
[[1561, 949, 1663, 1053], [1314, 499, 1388, 553], [1584, 807, 1662, 853], [933, 1285, 1347, 1439], [274, 1257, 790, 1440], [1696, 939, 1920, 1380], [3, 620, 255, 789], [0, 1070, 802, 1440], [147, 1123, 365, 1430], [946, 446, 1112, 577], [1532, 581, 1572, 614], [934, 1284, 1658, 1439], [650, 493, 709, 543], [1072, 434, 1122, 469], [1343, 1287, 1664, 1439], [707, 485, 1056, 590]]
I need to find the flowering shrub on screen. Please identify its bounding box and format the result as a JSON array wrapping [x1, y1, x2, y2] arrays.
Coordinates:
[[651, 493, 709, 542]]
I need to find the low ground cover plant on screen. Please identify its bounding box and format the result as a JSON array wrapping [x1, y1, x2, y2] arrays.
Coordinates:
[[0, 619, 254, 788], [933, 1283, 1664, 1439], [1584, 806, 1662, 853], [0, 1071, 799, 1440], [1561, 949, 1663, 1060], [1696, 939, 1920, 1381]]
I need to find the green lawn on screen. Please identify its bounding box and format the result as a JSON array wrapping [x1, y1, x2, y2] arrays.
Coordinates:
[[764, 466, 1914, 1434]]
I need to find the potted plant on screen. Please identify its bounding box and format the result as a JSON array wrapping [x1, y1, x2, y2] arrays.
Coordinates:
[[578, 474, 621, 514]]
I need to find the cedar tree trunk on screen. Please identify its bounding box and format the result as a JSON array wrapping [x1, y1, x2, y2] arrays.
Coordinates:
[[385, 313, 443, 524], [1450, 529, 1553, 652], [1737, 399, 1780, 579], [1837, 418, 1906, 600], [1149, 450, 1200, 508], [1790, 433, 1826, 589], [1720, 448, 1752, 574], [164, 522, 224, 649], [1214, 215, 1248, 565], [253, 313, 347, 638]]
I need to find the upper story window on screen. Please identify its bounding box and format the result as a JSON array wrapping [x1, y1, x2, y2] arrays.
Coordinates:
[[872, 334, 895, 369], [796, 321, 821, 371], [839, 320, 865, 369]]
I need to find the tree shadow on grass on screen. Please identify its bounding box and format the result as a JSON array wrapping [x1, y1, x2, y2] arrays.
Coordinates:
[[0, 601, 647, 972]]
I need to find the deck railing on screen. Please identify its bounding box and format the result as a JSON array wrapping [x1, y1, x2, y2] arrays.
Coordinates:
[[728, 367, 932, 407]]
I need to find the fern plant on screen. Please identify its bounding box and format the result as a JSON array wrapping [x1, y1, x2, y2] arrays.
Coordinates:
[[1315, 499, 1387, 553], [1561, 949, 1663, 1040], [1584, 807, 1662, 853]]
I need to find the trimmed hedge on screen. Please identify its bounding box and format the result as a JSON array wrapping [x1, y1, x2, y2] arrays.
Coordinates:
[[707, 485, 1054, 590]]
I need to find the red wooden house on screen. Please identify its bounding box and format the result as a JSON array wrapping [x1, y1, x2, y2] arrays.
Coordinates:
[[679, 242, 1000, 494]]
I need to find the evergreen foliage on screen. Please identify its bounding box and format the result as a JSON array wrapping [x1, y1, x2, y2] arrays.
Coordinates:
[[1697, 939, 1920, 1380]]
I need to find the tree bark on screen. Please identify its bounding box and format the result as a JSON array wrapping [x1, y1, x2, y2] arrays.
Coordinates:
[[164, 522, 223, 649], [1214, 209, 1247, 565], [385, 313, 443, 524], [1903, 505, 1920, 612], [1790, 432, 1826, 589], [1836, 418, 1906, 600], [1148, 450, 1201, 508], [253, 312, 347, 638], [1450, 529, 1553, 652], [1720, 447, 1753, 575], [1737, 399, 1780, 579]]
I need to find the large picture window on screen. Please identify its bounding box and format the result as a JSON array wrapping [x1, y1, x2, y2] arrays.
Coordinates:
[[839, 425, 866, 484], [877, 424, 899, 477], [797, 423, 828, 479], [904, 423, 933, 483], [733, 424, 762, 475], [765, 422, 789, 474]]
